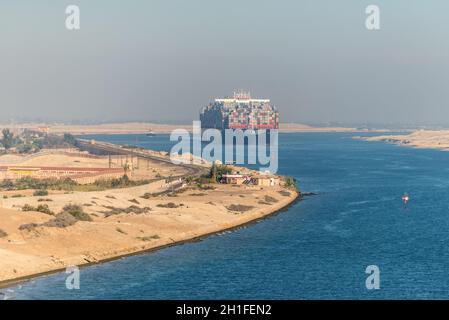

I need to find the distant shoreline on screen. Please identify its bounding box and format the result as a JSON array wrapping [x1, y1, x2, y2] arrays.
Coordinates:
[[0, 122, 394, 136], [362, 130, 449, 152]]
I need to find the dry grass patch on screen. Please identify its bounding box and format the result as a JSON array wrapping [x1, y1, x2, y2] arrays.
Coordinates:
[[137, 235, 160, 241], [19, 223, 40, 231], [62, 204, 92, 222], [278, 190, 291, 197], [42, 212, 78, 228], [33, 190, 49, 197], [226, 204, 255, 213], [264, 195, 279, 203], [22, 204, 54, 215], [116, 227, 127, 235], [18, 208, 83, 230], [102, 205, 152, 217], [156, 202, 180, 209]]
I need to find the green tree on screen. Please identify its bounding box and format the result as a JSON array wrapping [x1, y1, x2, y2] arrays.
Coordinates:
[[1, 129, 14, 151], [284, 176, 296, 189], [210, 162, 218, 182], [17, 143, 33, 154], [123, 162, 130, 177], [63, 133, 77, 146], [209, 163, 231, 183]]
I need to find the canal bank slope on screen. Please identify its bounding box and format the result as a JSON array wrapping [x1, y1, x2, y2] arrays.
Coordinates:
[[0, 177, 298, 288]]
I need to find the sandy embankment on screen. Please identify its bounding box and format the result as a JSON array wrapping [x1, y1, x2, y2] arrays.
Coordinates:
[[0, 152, 299, 287], [364, 130, 449, 151], [0, 184, 298, 287]]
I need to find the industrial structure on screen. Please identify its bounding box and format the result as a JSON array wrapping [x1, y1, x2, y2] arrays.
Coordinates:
[[200, 91, 279, 130]]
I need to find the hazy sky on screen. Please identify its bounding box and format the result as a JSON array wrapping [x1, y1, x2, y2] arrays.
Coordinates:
[[1, 0, 449, 126]]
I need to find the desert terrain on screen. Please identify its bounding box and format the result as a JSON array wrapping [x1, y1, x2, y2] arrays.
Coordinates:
[[364, 130, 449, 151], [0, 151, 298, 287]]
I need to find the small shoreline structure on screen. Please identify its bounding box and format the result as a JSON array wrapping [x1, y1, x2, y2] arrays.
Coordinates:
[[0, 133, 299, 289]]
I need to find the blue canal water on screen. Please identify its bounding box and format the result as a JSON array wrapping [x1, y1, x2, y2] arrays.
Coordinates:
[[4, 132, 449, 299]]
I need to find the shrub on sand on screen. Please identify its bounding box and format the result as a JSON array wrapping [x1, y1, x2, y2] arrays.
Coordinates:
[[62, 204, 92, 222]]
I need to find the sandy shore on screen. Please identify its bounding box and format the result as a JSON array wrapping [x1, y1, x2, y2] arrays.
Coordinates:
[[0, 134, 299, 290], [363, 130, 449, 151], [0, 183, 298, 288], [0, 186, 297, 286]]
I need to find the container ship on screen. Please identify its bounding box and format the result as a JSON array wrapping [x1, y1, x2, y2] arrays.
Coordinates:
[[200, 91, 279, 130]]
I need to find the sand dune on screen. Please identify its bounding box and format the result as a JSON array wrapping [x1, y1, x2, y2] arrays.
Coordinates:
[[364, 130, 449, 151]]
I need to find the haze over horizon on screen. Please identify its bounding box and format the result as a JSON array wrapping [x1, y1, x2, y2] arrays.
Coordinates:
[[1, 0, 449, 126]]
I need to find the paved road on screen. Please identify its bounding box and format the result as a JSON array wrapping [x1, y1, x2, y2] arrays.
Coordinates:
[[76, 139, 209, 179]]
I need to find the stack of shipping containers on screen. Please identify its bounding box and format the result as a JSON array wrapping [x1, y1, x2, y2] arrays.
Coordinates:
[[200, 93, 279, 130]]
